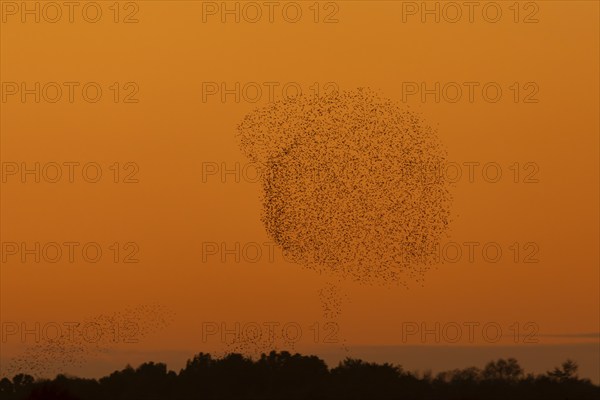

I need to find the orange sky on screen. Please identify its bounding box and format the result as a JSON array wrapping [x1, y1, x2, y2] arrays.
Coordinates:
[[1, 0, 599, 381]]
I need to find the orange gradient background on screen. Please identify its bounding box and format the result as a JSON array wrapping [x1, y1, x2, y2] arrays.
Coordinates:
[[1, 0, 599, 381]]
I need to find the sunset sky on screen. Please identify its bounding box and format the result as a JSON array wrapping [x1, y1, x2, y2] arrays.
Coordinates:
[[1, 1, 598, 382]]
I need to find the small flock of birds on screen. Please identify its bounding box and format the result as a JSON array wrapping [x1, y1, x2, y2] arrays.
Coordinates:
[[1, 304, 175, 379]]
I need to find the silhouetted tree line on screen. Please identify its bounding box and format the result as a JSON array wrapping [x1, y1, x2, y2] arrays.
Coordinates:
[[1, 352, 598, 399]]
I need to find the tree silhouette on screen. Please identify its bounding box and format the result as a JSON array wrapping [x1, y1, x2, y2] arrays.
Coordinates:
[[23, 382, 80, 400], [482, 358, 524, 382], [0, 352, 597, 400], [0, 378, 14, 395]]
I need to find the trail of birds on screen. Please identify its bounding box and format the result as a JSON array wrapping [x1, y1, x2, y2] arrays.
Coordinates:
[[1, 304, 175, 379], [318, 281, 351, 354], [236, 88, 453, 288], [318, 282, 346, 321]]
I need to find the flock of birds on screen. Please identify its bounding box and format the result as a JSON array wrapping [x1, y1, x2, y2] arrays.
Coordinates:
[[236, 87, 453, 288], [1, 304, 174, 379], [235, 88, 453, 355], [5, 88, 454, 377]]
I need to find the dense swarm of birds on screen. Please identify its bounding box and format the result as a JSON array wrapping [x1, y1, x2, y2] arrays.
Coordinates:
[[237, 88, 453, 287]]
